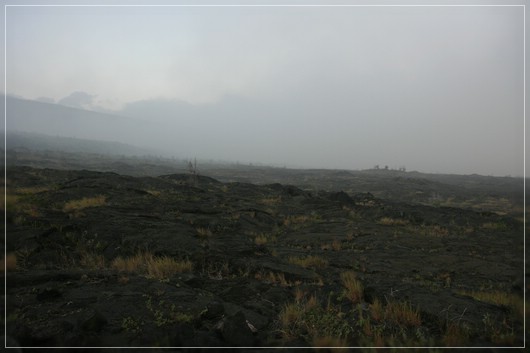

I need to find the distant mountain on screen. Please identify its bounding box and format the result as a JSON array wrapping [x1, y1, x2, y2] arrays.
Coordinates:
[[1, 95, 151, 149], [5, 130, 156, 157]]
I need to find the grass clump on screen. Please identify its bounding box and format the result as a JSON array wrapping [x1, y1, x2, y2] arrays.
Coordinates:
[[384, 300, 421, 327], [481, 222, 508, 231], [378, 217, 409, 226], [321, 239, 342, 251], [145, 189, 161, 197], [63, 195, 106, 212], [147, 256, 193, 279], [278, 293, 353, 344], [111, 251, 192, 280], [79, 252, 106, 270], [260, 196, 282, 205], [253, 232, 276, 245], [340, 271, 364, 304], [255, 271, 296, 287], [196, 227, 213, 237], [283, 213, 321, 228], [288, 255, 328, 269], [407, 224, 450, 237], [443, 322, 470, 346], [459, 290, 523, 314]]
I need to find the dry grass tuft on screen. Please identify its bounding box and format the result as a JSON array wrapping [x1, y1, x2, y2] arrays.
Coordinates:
[[16, 186, 51, 194], [369, 298, 384, 322], [279, 301, 304, 333], [321, 239, 342, 251], [196, 227, 213, 237], [111, 251, 192, 280], [443, 322, 470, 346], [288, 255, 328, 269], [283, 214, 320, 227], [254, 233, 276, 245], [64, 195, 106, 212], [79, 252, 106, 270], [260, 196, 282, 205], [384, 300, 421, 327], [340, 271, 364, 304], [145, 189, 161, 197], [312, 336, 348, 351], [378, 217, 409, 226], [481, 222, 508, 231], [459, 290, 523, 314], [147, 256, 193, 279]]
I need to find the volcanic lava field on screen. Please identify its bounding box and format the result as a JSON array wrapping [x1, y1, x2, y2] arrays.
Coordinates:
[[2, 163, 526, 349]]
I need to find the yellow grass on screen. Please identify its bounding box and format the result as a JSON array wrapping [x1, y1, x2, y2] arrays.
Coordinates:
[[260, 196, 282, 205], [111, 251, 193, 280], [145, 189, 161, 197], [15, 186, 51, 194], [443, 323, 470, 346], [312, 336, 348, 351], [147, 256, 193, 279], [340, 271, 364, 304], [321, 239, 342, 251], [459, 290, 523, 313], [283, 214, 319, 227], [369, 298, 384, 322], [408, 224, 450, 237], [196, 227, 213, 237], [79, 252, 106, 270], [378, 217, 409, 226], [63, 195, 106, 212], [279, 302, 304, 330], [254, 234, 269, 245], [288, 255, 328, 269], [481, 222, 508, 231], [384, 300, 421, 327]]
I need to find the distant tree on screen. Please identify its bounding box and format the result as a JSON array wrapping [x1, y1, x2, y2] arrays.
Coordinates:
[[374, 165, 380, 170], [384, 165, 389, 170]]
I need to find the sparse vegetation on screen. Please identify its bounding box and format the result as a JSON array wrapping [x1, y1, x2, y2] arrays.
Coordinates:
[[277, 293, 353, 344], [260, 196, 282, 205], [5, 164, 524, 347], [340, 271, 364, 304], [407, 224, 450, 237], [283, 213, 320, 228], [111, 252, 193, 280], [321, 239, 342, 251], [459, 290, 524, 314], [378, 217, 409, 226], [195, 227, 213, 237], [79, 252, 106, 270], [63, 195, 106, 212], [384, 300, 421, 327], [481, 222, 509, 231], [288, 255, 328, 269], [145, 189, 161, 197]]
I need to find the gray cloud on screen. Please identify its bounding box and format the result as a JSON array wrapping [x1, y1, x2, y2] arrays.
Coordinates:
[[57, 91, 96, 110], [4, 4, 525, 176], [35, 96, 55, 104]]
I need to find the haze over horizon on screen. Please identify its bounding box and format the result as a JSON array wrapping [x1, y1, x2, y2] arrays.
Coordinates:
[[3, 2, 525, 177]]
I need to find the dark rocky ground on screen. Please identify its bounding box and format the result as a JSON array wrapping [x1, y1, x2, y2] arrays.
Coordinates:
[[2, 165, 526, 350]]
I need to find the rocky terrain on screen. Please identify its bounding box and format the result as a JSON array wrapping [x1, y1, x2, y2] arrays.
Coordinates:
[[2, 166, 526, 349]]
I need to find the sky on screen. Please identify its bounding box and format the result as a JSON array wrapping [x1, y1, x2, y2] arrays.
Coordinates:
[[1, 0, 526, 176]]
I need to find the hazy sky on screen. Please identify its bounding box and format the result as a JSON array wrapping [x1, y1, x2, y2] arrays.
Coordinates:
[[2, 1, 526, 176]]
